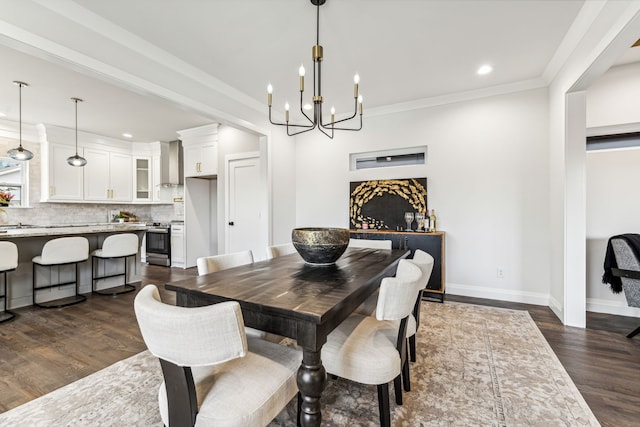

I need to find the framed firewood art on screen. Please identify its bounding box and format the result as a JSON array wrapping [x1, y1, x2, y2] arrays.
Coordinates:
[[349, 178, 427, 230]]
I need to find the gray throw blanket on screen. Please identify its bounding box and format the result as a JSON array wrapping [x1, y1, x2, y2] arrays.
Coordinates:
[[602, 233, 640, 293]]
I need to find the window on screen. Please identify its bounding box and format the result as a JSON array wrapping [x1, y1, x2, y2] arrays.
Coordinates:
[[0, 157, 28, 207], [350, 146, 428, 171], [586, 132, 640, 151]]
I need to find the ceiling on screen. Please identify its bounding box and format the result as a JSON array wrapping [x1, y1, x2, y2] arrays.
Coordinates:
[[0, 0, 636, 143]]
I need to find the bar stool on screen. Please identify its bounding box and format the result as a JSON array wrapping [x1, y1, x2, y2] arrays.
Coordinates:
[[92, 233, 139, 296], [0, 241, 18, 322], [32, 236, 88, 308]]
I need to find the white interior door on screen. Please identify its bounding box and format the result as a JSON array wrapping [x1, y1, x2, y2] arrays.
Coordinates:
[[227, 155, 262, 256]]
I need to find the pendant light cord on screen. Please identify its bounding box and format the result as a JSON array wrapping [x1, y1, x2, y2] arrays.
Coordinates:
[[18, 83, 22, 148], [75, 99, 78, 155], [316, 2, 320, 46]]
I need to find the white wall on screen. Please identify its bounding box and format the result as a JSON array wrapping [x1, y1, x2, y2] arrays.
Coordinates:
[[586, 61, 640, 317], [268, 126, 297, 245], [216, 125, 260, 254], [295, 88, 551, 305]]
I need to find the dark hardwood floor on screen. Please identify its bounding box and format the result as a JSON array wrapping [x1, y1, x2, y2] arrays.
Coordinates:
[[1, 265, 639, 426]]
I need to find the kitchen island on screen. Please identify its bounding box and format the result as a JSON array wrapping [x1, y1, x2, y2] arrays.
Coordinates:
[[0, 223, 149, 309]]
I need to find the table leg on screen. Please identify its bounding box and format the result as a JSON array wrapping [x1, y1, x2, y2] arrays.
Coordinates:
[[297, 349, 327, 427]]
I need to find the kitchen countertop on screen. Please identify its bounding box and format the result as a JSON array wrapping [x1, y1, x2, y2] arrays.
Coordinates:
[[0, 222, 150, 239]]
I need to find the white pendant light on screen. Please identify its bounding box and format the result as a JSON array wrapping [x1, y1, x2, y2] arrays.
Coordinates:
[[7, 81, 34, 161], [67, 97, 87, 167]]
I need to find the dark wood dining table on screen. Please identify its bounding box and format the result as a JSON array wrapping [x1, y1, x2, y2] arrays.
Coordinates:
[[165, 247, 410, 427]]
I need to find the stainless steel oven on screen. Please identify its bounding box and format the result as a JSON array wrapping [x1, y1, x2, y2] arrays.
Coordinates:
[[146, 223, 171, 266]]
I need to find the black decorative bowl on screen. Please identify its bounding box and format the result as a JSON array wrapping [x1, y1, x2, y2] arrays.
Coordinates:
[[291, 227, 350, 266]]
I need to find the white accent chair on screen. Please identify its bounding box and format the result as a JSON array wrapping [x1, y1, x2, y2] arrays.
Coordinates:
[[351, 238, 394, 316], [321, 259, 423, 427], [405, 250, 435, 362], [348, 238, 393, 249], [134, 284, 301, 427], [91, 233, 139, 295], [196, 250, 275, 341], [265, 242, 297, 260], [196, 250, 254, 276], [32, 237, 89, 308], [0, 241, 18, 322]]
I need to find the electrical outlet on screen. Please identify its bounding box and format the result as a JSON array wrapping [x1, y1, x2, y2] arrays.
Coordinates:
[[497, 267, 504, 279]]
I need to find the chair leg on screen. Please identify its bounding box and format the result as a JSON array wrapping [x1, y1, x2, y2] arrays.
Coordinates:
[[92, 255, 136, 296], [33, 262, 86, 309], [0, 271, 15, 323], [296, 392, 302, 427], [402, 355, 411, 392], [376, 383, 391, 427], [627, 325, 640, 338], [393, 374, 403, 405], [409, 334, 417, 362]]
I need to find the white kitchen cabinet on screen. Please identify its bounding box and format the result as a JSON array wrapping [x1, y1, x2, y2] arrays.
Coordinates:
[[133, 157, 152, 201], [180, 123, 219, 178], [171, 224, 185, 268], [84, 148, 132, 202], [45, 143, 84, 201], [183, 141, 217, 177]]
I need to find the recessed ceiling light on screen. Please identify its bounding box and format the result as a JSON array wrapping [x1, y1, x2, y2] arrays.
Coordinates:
[[122, 133, 133, 138], [477, 64, 493, 75]]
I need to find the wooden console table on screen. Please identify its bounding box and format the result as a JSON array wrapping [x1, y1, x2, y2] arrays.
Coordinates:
[[350, 230, 446, 302]]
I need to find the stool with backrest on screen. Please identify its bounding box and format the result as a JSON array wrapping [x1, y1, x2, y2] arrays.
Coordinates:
[[92, 233, 139, 296], [265, 242, 297, 259], [32, 236, 88, 308], [0, 241, 18, 322], [134, 284, 301, 427]]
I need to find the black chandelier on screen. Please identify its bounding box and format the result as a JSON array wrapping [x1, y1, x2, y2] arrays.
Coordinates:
[[267, 0, 362, 138]]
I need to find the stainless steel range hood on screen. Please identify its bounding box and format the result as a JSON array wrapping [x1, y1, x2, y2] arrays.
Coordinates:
[[160, 140, 184, 186]]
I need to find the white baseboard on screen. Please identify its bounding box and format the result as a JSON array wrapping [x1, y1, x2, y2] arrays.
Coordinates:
[[446, 282, 550, 306], [446, 283, 640, 319], [548, 294, 563, 322], [587, 297, 640, 317]]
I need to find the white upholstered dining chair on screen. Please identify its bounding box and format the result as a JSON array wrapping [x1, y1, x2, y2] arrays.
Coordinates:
[[351, 238, 394, 316], [196, 250, 278, 341], [196, 250, 254, 276], [134, 284, 301, 427], [265, 242, 297, 259], [321, 259, 422, 427], [348, 238, 393, 249], [405, 249, 435, 362]]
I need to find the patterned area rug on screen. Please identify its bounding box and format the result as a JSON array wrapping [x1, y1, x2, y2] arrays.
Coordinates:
[[0, 302, 600, 426]]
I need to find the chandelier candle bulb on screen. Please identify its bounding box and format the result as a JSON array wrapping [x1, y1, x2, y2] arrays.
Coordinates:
[[285, 102, 290, 122], [299, 64, 305, 92], [331, 106, 335, 124], [354, 73, 360, 98], [358, 95, 363, 115], [267, 83, 273, 107]]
